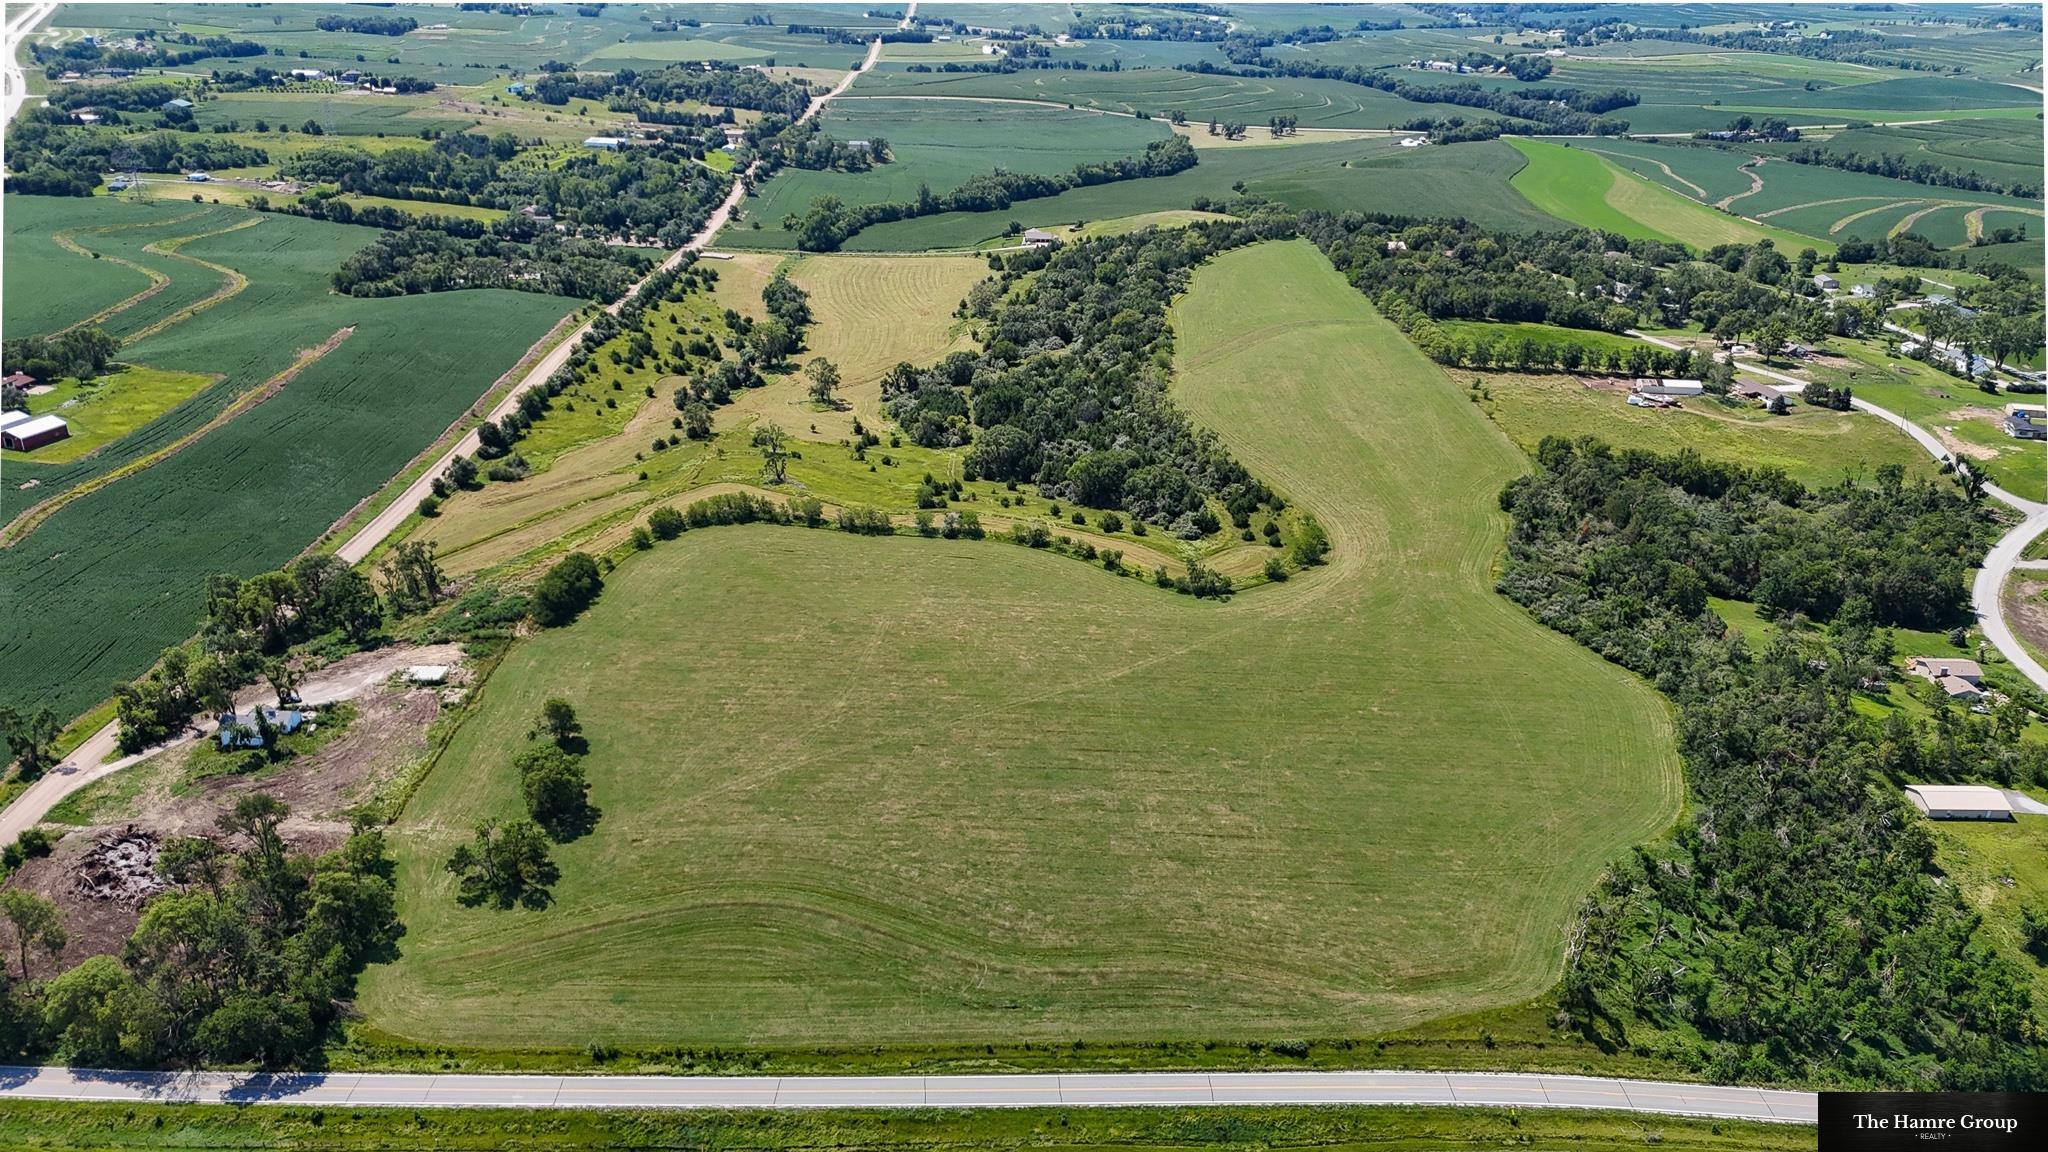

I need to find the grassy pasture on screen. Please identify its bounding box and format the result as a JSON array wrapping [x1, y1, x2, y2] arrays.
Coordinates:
[[359, 240, 1679, 1051], [1930, 813, 2048, 1007], [1506, 139, 1831, 252], [1471, 372, 1940, 490], [0, 198, 581, 726], [721, 98, 1172, 250], [581, 35, 775, 68]]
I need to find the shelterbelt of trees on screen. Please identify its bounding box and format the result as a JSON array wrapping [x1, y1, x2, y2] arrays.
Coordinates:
[[784, 136, 1199, 251], [1178, 58, 1637, 137], [1504, 440, 2044, 1089]]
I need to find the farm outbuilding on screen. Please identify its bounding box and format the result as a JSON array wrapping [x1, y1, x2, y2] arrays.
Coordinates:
[[1, 413, 70, 451], [583, 136, 625, 150], [1633, 379, 1704, 397], [1904, 784, 2014, 821], [1813, 273, 1838, 291], [2, 373, 35, 388], [1021, 228, 1061, 248]]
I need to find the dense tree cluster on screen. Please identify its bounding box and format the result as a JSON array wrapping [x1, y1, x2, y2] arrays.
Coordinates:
[[4, 108, 269, 195], [896, 215, 1295, 535], [30, 31, 265, 76], [524, 63, 811, 121], [277, 131, 735, 246], [1500, 438, 2045, 1087], [328, 226, 653, 300], [784, 136, 1198, 251], [3, 327, 119, 381], [0, 799, 399, 1068], [313, 13, 417, 35]]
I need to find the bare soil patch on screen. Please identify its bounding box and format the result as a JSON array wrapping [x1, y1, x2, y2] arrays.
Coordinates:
[[1, 684, 443, 967], [2005, 576, 2048, 660]]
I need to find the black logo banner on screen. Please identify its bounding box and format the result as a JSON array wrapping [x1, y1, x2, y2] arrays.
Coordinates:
[[1821, 1093, 2045, 1151]]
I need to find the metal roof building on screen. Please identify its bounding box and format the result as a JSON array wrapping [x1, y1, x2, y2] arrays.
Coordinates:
[[1904, 785, 2013, 821]]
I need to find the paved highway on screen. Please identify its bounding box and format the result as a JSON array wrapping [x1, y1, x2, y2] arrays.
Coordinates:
[[0, 1066, 1817, 1122], [2, 2, 58, 126]]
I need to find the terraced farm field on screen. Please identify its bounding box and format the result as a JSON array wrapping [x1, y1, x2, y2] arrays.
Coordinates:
[[1, 198, 580, 724], [1505, 139, 1830, 251], [358, 240, 1681, 1050]]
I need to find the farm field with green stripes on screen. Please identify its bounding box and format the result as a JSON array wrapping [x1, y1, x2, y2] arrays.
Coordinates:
[[1505, 139, 1831, 252], [0, 197, 581, 724], [357, 240, 1680, 1049]]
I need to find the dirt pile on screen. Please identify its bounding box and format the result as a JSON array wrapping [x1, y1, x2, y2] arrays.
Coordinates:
[[73, 828, 166, 905]]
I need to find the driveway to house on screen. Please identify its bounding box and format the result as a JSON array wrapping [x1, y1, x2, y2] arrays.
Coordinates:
[[1628, 330, 2048, 695], [0, 645, 462, 846], [0, 1066, 1817, 1123]]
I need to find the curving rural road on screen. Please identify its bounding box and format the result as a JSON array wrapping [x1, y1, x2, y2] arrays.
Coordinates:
[[1629, 329, 2048, 693], [0, 1065, 1818, 1123]]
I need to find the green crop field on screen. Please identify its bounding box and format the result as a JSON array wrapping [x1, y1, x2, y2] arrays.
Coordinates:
[[191, 91, 478, 137], [0, 198, 580, 725], [840, 136, 1564, 250], [1, 196, 154, 336], [358, 240, 1680, 1050], [1799, 120, 2043, 197], [1472, 372, 1940, 490], [848, 66, 1523, 130], [1506, 139, 1833, 252], [722, 98, 1173, 250]]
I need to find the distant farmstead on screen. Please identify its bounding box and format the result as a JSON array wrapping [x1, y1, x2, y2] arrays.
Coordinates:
[[1020, 227, 1061, 248], [583, 136, 625, 150], [1904, 784, 2013, 821], [0, 411, 71, 452]]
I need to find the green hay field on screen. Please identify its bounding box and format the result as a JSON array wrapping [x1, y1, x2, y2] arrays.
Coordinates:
[[357, 240, 1680, 1050]]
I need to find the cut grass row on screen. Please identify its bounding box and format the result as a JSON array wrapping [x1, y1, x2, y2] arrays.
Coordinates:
[[357, 240, 1681, 1052]]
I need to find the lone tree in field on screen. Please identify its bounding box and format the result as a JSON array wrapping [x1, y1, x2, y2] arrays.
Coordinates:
[[532, 552, 603, 627], [446, 819, 559, 910], [516, 743, 595, 841], [804, 357, 841, 406], [532, 698, 581, 747], [0, 703, 61, 779], [379, 540, 443, 616], [0, 889, 66, 982], [681, 399, 713, 440], [754, 422, 792, 484]]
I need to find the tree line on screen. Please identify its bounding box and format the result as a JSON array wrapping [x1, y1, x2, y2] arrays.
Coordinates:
[[1500, 437, 2044, 1088], [782, 136, 1198, 251]]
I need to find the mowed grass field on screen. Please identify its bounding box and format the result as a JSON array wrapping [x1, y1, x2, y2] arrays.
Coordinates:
[[1, 198, 581, 724], [1473, 373, 1940, 490], [358, 240, 1681, 1049], [1506, 139, 1833, 253]]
